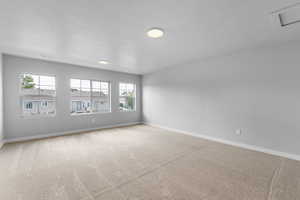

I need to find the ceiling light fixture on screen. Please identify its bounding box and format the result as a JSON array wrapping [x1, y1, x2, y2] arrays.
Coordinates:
[[147, 28, 164, 38], [98, 60, 110, 65]]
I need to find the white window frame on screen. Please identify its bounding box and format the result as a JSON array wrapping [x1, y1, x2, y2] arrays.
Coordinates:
[[119, 82, 136, 112], [70, 78, 111, 115], [20, 73, 56, 118]]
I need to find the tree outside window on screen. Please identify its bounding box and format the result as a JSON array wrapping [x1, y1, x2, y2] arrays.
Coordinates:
[[119, 83, 136, 111]]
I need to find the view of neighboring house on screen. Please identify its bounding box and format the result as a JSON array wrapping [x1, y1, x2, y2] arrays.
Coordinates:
[[70, 90, 110, 114], [70, 79, 110, 114], [21, 76, 115, 115], [21, 74, 56, 116], [23, 98, 56, 116]]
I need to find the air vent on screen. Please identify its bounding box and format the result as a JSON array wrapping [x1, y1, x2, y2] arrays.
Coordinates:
[[278, 8, 300, 26], [271, 3, 300, 27]]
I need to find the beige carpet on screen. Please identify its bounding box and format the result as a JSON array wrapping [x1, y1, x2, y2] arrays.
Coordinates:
[[0, 125, 299, 200]]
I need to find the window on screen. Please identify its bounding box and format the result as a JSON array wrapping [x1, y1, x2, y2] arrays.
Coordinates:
[[20, 74, 56, 116], [119, 83, 136, 111], [70, 79, 110, 114], [25, 102, 32, 109]]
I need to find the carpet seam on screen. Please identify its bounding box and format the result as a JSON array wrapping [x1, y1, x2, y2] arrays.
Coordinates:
[[93, 148, 202, 198], [267, 157, 284, 200]]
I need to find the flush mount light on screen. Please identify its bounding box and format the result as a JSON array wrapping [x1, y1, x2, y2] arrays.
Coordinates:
[[98, 60, 110, 65], [147, 28, 164, 38]]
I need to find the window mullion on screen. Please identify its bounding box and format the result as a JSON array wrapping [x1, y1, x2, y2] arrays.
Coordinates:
[[38, 75, 41, 96], [80, 79, 82, 97], [90, 80, 92, 113], [38, 76, 40, 114], [100, 81, 102, 96]]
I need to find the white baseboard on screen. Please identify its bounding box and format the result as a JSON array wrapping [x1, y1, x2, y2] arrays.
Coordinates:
[[144, 122, 300, 161], [4, 122, 142, 144]]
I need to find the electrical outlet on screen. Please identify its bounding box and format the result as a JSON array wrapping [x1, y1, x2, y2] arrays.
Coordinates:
[[236, 129, 242, 135]]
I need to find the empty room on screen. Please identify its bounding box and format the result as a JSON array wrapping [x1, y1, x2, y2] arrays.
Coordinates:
[[1, 0, 300, 199]]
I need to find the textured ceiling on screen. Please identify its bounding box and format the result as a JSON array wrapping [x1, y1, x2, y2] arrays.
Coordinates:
[[0, 0, 300, 74]]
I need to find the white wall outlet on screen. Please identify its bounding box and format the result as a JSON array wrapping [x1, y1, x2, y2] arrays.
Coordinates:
[[236, 129, 242, 135], [91, 118, 96, 123]]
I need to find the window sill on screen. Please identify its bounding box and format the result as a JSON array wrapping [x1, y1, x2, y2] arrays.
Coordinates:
[[118, 110, 136, 113], [70, 111, 111, 116], [21, 114, 56, 119]]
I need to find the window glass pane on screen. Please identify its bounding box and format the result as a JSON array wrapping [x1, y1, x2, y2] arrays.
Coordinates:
[[22, 87, 39, 95], [22, 74, 37, 85], [120, 89, 127, 96], [92, 97, 110, 113], [21, 74, 56, 116], [40, 76, 55, 86], [71, 97, 91, 114], [91, 81, 101, 96], [101, 82, 109, 97], [23, 101, 39, 115], [92, 90, 101, 97], [71, 79, 110, 114], [80, 80, 91, 96], [24, 101, 33, 110], [119, 96, 135, 111], [39, 101, 56, 115], [40, 85, 56, 96], [71, 88, 80, 96], [120, 83, 126, 89], [71, 79, 80, 89], [81, 80, 90, 89], [101, 89, 108, 96], [39, 85, 55, 90], [119, 97, 126, 111], [21, 74, 39, 95], [92, 81, 100, 89], [127, 84, 134, 92], [119, 83, 126, 96], [81, 87, 91, 92], [23, 74, 39, 87], [130, 97, 136, 110], [119, 83, 135, 111], [101, 82, 109, 90], [80, 90, 91, 97]]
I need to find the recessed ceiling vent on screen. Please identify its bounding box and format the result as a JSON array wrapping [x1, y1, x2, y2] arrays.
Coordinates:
[[272, 3, 300, 27]]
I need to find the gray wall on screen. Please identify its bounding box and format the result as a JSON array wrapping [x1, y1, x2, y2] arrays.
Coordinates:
[[0, 54, 3, 145], [143, 42, 300, 156], [3, 55, 142, 140]]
